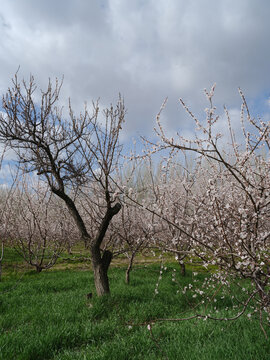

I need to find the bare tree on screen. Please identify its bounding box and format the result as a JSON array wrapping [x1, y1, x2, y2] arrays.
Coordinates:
[[0, 185, 12, 280], [0, 148, 15, 281], [7, 176, 79, 272], [0, 74, 125, 295]]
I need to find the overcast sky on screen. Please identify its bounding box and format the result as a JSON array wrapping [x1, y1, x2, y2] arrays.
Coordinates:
[[0, 0, 270, 147]]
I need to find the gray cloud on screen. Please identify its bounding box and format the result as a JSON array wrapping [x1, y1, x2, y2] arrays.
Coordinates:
[[0, 0, 269, 141]]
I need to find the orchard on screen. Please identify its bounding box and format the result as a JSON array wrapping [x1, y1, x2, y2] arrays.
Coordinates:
[[0, 76, 269, 359]]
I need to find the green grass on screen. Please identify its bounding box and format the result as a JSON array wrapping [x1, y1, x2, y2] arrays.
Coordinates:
[[0, 264, 269, 360], [1, 246, 173, 275]]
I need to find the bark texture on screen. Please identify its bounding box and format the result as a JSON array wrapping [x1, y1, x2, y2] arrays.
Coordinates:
[[125, 252, 135, 285], [91, 203, 121, 296], [180, 262, 186, 276]]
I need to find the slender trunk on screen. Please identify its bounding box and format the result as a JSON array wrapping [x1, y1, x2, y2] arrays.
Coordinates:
[[125, 252, 135, 284], [67, 245, 72, 255], [179, 262, 186, 276], [177, 253, 186, 276], [255, 276, 268, 307], [51, 187, 89, 240]]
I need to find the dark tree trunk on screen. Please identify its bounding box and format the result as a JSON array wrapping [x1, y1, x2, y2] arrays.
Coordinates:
[[177, 253, 186, 276], [91, 203, 121, 296], [51, 187, 89, 242], [36, 266, 43, 273], [125, 252, 135, 285], [52, 187, 121, 296], [179, 262, 186, 276], [92, 250, 112, 296], [67, 245, 73, 255]]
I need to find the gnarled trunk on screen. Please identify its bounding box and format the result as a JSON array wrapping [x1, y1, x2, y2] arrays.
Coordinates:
[[92, 250, 112, 296], [91, 203, 121, 296], [52, 187, 121, 296], [36, 265, 43, 273]]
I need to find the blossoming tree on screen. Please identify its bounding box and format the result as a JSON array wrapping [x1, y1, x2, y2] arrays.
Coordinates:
[[144, 86, 270, 332]]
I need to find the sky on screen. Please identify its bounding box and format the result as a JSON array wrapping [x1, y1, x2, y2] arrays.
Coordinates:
[[0, 0, 270, 181]]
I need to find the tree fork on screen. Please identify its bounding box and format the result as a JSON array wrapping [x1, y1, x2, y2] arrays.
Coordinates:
[[91, 203, 121, 296]]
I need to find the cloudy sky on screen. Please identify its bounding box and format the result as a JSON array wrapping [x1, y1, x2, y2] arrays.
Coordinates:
[[0, 0, 270, 150]]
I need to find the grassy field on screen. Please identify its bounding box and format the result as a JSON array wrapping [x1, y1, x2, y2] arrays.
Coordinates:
[[0, 251, 270, 359]]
